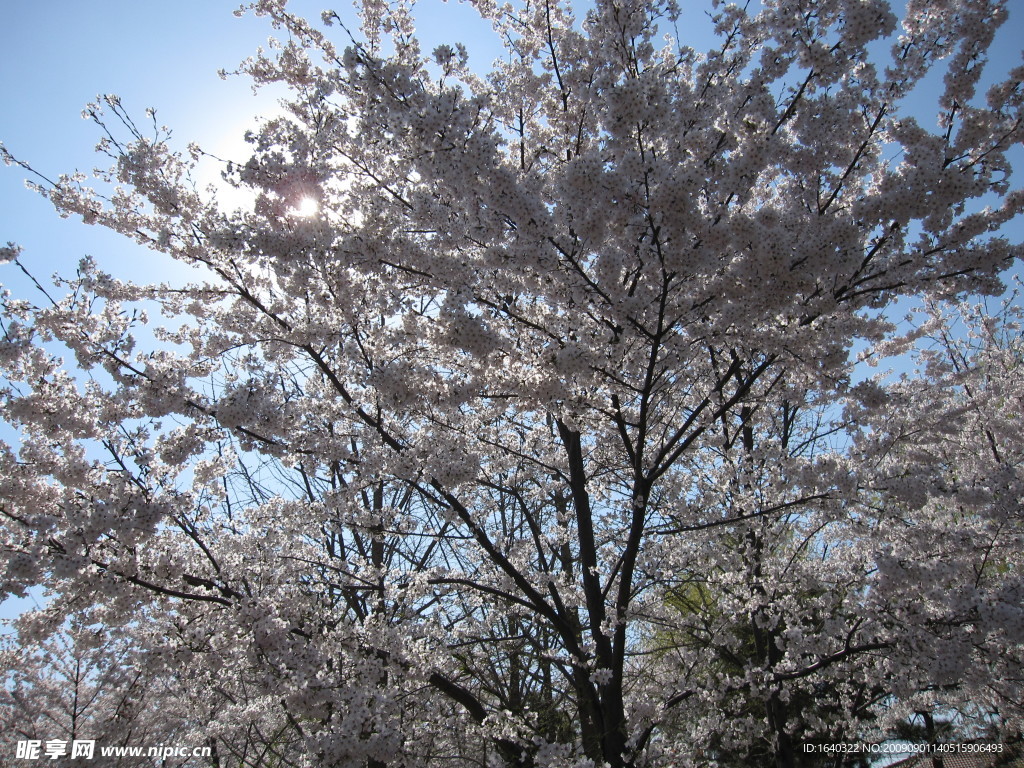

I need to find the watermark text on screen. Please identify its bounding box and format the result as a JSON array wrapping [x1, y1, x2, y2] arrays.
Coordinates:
[[15, 740, 212, 761]]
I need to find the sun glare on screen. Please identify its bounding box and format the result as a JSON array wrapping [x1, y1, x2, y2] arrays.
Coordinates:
[[290, 196, 320, 218]]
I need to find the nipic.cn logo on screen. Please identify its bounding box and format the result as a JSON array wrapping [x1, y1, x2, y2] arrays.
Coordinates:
[[16, 740, 95, 760]]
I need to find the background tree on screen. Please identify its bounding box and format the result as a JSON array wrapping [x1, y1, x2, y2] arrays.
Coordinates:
[[1, 0, 1023, 766], [856, 297, 1024, 743], [0, 620, 192, 767]]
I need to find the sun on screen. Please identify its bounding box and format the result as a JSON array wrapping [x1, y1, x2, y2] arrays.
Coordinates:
[[289, 196, 320, 218]]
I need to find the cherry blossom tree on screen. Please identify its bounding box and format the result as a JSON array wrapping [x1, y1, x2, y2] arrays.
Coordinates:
[[856, 297, 1024, 743], [1, 0, 1023, 766], [0, 621, 193, 767], [648, 295, 1024, 765]]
